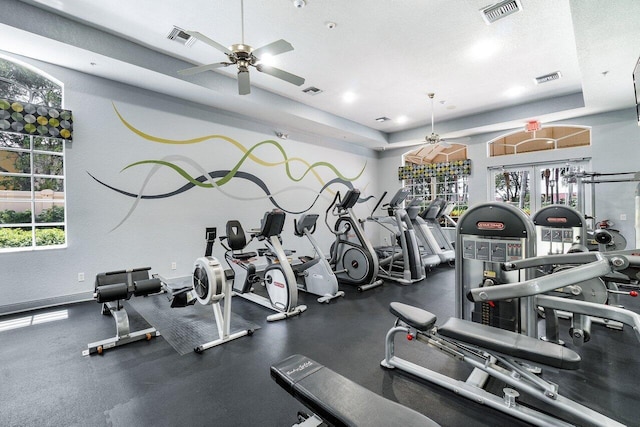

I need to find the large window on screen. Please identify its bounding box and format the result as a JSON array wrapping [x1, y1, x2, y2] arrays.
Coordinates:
[[489, 159, 591, 215], [402, 143, 470, 224], [0, 57, 66, 251]]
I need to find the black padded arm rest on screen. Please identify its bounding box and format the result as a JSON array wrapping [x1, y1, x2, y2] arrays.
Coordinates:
[[390, 302, 437, 331], [271, 354, 440, 427], [438, 318, 581, 370]]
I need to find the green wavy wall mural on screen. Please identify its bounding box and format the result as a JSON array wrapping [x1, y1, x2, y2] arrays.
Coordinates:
[[89, 104, 368, 229]]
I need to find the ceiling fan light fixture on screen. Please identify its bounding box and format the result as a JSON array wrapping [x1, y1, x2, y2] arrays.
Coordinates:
[[175, 0, 304, 95]]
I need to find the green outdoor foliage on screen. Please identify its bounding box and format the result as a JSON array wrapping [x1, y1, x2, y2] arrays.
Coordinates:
[[0, 206, 65, 248], [0, 205, 64, 224], [0, 226, 65, 248], [0, 209, 31, 224], [0, 57, 62, 107]]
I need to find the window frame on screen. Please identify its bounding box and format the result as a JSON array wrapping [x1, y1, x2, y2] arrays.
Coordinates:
[[0, 56, 67, 252], [0, 132, 67, 252]]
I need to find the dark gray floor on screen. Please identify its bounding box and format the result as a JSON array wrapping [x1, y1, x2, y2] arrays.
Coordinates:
[[1, 266, 639, 427]]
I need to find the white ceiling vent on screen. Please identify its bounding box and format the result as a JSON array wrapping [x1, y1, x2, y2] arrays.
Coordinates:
[[535, 71, 562, 84], [481, 0, 523, 24], [302, 86, 323, 95], [167, 26, 195, 47]]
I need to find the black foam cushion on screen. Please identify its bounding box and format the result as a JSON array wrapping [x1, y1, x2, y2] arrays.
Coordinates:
[[271, 354, 440, 427], [438, 317, 581, 370], [389, 302, 438, 331]]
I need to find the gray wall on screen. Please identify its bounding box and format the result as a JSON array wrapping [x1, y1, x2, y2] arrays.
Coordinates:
[[3, 52, 640, 311]]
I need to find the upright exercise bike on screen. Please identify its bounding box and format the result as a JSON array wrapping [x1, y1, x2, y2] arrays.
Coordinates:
[[292, 213, 345, 303], [325, 189, 384, 292], [222, 209, 307, 321]]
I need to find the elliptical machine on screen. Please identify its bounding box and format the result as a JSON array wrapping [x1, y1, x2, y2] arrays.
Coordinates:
[[222, 209, 307, 321], [292, 213, 345, 303], [325, 189, 384, 292], [366, 188, 425, 284]]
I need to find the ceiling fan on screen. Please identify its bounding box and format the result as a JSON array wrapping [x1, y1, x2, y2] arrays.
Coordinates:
[[423, 93, 469, 146], [177, 0, 305, 95]]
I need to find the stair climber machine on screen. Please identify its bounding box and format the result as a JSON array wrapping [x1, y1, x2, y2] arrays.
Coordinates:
[[221, 209, 307, 321], [325, 189, 384, 292], [366, 188, 425, 284], [455, 202, 538, 336], [292, 213, 345, 303], [418, 198, 456, 264]]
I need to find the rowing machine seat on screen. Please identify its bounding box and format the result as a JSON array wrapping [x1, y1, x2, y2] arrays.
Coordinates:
[[271, 354, 440, 427]]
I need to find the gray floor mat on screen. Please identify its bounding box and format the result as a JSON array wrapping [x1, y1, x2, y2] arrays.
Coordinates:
[[129, 294, 260, 355]]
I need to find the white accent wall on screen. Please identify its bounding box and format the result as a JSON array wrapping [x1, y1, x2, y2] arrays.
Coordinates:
[[0, 53, 379, 310]]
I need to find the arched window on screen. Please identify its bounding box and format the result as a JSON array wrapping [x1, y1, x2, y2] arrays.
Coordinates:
[[488, 125, 590, 157], [0, 56, 66, 251]]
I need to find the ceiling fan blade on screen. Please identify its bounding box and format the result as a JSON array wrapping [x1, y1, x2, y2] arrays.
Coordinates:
[[238, 70, 251, 95], [178, 62, 229, 76], [256, 65, 305, 86], [252, 39, 294, 58], [185, 30, 233, 56]]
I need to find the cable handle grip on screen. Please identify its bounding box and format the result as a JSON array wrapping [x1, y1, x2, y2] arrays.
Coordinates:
[[468, 257, 612, 303]]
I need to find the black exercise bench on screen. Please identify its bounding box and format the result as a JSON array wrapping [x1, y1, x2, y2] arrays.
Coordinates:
[[271, 354, 440, 427]]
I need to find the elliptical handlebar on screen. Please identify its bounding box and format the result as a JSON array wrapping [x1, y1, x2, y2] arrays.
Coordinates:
[[325, 189, 360, 236], [369, 191, 388, 219], [294, 214, 318, 237]]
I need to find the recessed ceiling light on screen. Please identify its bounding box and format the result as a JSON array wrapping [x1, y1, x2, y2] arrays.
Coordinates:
[[504, 85, 526, 98], [468, 39, 500, 61], [396, 115, 408, 124], [342, 91, 356, 103]]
